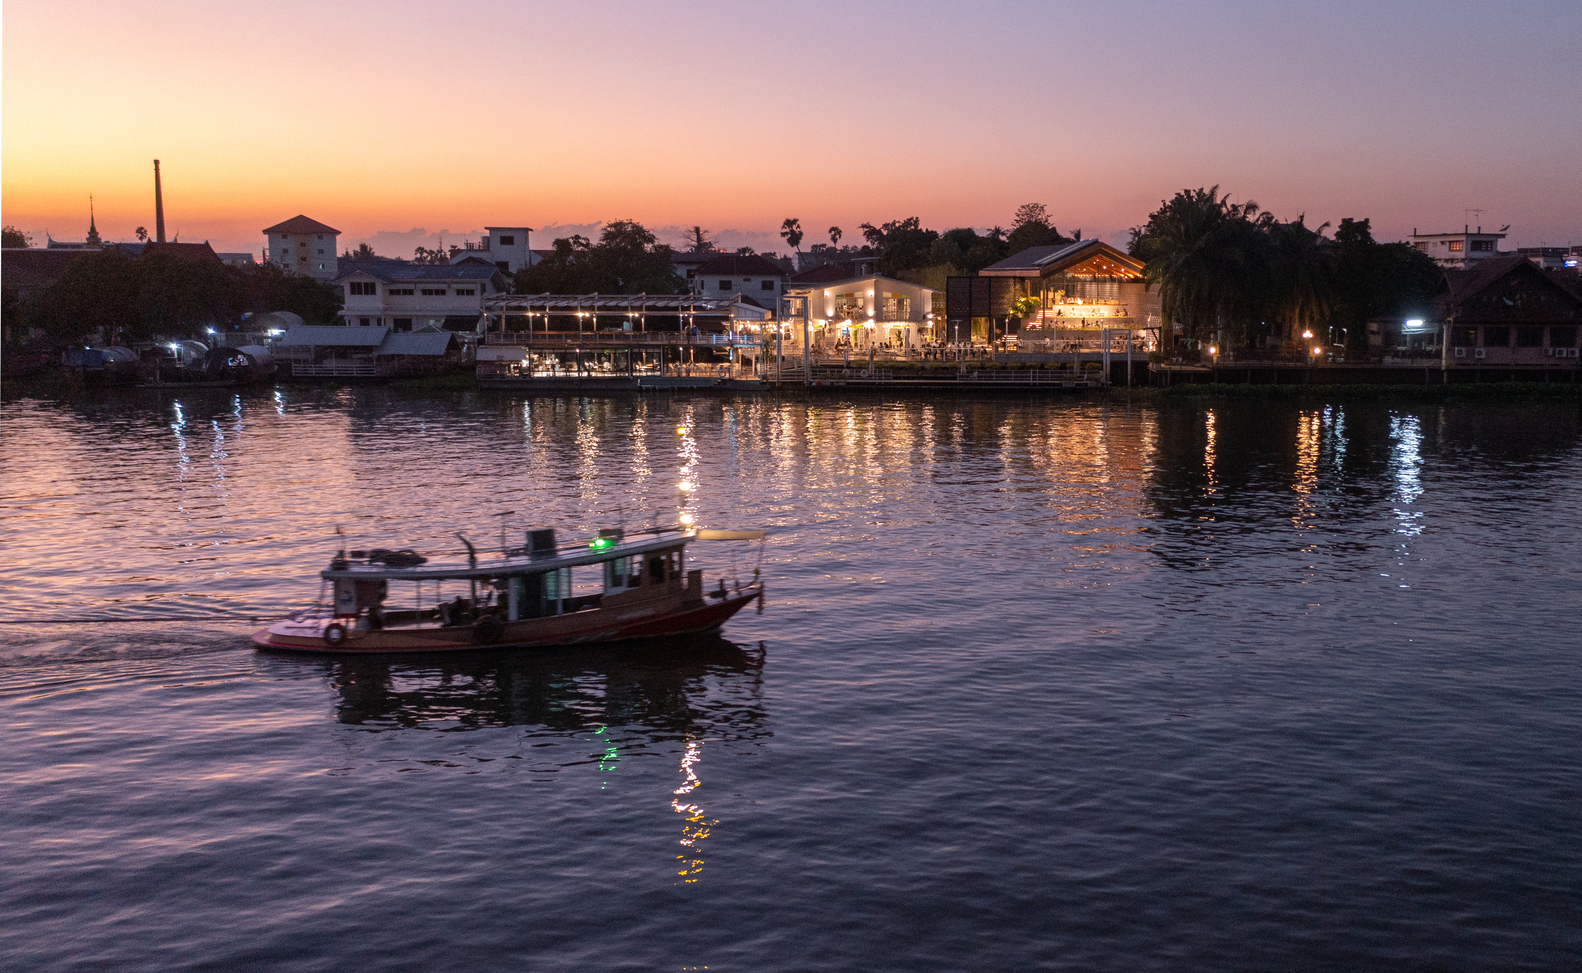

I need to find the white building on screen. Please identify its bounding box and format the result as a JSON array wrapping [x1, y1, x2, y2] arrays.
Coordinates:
[[336, 260, 511, 332], [687, 253, 789, 309], [264, 215, 341, 281], [782, 273, 935, 353], [1411, 226, 1507, 269], [448, 226, 537, 274]]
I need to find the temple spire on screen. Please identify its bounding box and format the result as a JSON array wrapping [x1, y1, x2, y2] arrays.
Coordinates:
[[86, 195, 102, 246]]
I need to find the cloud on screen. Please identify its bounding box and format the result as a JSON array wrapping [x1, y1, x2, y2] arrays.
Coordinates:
[[354, 227, 486, 259]]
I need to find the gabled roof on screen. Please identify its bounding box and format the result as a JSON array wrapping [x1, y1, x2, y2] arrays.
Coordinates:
[[980, 239, 1143, 278], [280, 325, 389, 348], [263, 215, 341, 235], [1440, 255, 1532, 304], [693, 254, 787, 277], [141, 241, 224, 264], [1435, 254, 1582, 318]]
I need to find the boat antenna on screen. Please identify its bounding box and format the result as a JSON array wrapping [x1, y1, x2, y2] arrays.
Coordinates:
[[496, 510, 515, 555], [456, 532, 478, 569]]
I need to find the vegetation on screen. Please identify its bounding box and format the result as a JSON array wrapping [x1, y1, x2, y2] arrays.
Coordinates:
[[2, 225, 32, 249], [512, 220, 684, 295], [14, 250, 343, 347], [1128, 187, 1441, 352], [780, 218, 804, 255]]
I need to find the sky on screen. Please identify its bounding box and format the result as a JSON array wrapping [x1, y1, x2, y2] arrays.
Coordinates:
[[4, 0, 1580, 257]]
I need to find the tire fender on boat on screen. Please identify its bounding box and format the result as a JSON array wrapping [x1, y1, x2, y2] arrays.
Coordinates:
[[324, 622, 347, 646], [474, 615, 505, 645]]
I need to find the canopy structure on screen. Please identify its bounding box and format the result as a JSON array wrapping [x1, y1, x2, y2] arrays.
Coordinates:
[[694, 529, 766, 541], [481, 293, 775, 336]]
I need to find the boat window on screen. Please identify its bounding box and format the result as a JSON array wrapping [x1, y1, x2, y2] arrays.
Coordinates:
[[648, 555, 666, 583]]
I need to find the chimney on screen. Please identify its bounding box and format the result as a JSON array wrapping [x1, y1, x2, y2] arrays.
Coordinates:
[[154, 160, 166, 243]]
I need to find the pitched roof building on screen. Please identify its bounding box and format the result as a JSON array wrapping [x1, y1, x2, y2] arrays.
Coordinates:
[[264, 215, 341, 282], [1428, 254, 1582, 367]]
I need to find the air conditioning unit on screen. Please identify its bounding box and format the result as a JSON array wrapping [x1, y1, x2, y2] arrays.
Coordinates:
[[1474, 348, 1486, 359], [1454, 347, 1467, 358], [1568, 348, 1580, 358], [1545, 347, 1555, 356]]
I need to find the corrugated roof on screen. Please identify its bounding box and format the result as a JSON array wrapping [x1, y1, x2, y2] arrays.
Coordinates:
[[376, 332, 457, 356], [280, 325, 388, 347], [694, 253, 787, 277], [334, 261, 500, 283], [264, 215, 341, 235], [980, 239, 1143, 278]]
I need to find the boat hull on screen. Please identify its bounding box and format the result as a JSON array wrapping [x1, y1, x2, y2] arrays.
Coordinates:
[[252, 586, 762, 654]]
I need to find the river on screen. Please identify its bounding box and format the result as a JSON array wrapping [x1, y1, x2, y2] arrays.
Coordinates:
[[2, 387, 1579, 970]]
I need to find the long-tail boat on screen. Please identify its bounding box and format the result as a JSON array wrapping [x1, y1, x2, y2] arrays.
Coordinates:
[[252, 525, 765, 653]]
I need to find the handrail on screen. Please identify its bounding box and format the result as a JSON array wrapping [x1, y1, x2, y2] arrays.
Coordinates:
[[482, 331, 750, 347]]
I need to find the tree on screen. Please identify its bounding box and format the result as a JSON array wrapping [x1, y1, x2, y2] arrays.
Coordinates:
[[1130, 186, 1277, 347], [513, 220, 684, 296], [1012, 203, 1049, 229], [2, 225, 31, 249], [1006, 201, 1077, 254], [135, 227, 148, 243], [684, 226, 714, 253], [413, 246, 449, 265], [1329, 217, 1441, 350], [780, 218, 804, 254], [828, 226, 842, 248], [856, 218, 940, 277], [1265, 216, 1335, 346]]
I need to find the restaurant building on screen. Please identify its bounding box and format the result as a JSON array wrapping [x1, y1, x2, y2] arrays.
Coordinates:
[[781, 272, 935, 356], [949, 239, 1162, 352]]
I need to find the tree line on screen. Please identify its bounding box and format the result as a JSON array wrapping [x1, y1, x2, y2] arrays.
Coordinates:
[[5, 247, 343, 348], [1128, 186, 1442, 351]]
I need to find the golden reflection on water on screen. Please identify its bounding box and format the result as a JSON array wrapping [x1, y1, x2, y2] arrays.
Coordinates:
[[1203, 409, 1218, 497], [671, 739, 714, 884]]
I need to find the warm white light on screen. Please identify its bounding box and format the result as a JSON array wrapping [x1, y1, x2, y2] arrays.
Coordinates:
[[680, 513, 695, 525], [1302, 329, 1313, 339], [1208, 345, 1218, 355], [1312, 346, 1322, 356], [678, 482, 693, 492]]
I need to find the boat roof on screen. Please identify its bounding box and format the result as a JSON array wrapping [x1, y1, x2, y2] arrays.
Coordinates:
[[320, 528, 726, 582]]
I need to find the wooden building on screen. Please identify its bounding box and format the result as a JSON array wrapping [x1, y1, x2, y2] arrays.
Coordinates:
[[1432, 255, 1581, 369]]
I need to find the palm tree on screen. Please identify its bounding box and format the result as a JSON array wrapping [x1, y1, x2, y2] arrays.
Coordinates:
[[1132, 186, 1275, 350], [780, 218, 804, 254], [1265, 216, 1335, 348], [828, 226, 842, 248]]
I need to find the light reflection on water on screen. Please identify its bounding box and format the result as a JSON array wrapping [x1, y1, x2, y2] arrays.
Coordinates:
[[2, 389, 1582, 971]]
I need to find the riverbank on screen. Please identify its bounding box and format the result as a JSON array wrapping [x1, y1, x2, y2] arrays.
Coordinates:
[[1110, 381, 1582, 403]]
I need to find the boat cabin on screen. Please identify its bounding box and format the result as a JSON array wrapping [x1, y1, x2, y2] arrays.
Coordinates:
[[325, 527, 703, 636]]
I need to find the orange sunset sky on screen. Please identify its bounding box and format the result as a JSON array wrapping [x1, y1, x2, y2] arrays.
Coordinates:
[[4, 0, 1580, 258]]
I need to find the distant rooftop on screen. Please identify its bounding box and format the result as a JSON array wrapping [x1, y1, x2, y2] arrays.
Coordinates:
[[264, 215, 341, 236]]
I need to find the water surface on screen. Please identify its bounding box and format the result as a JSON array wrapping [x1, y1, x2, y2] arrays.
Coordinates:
[[3, 388, 1580, 970]]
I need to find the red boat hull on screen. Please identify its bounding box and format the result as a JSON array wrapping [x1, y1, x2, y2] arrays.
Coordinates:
[[253, 586, 762, 654]]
